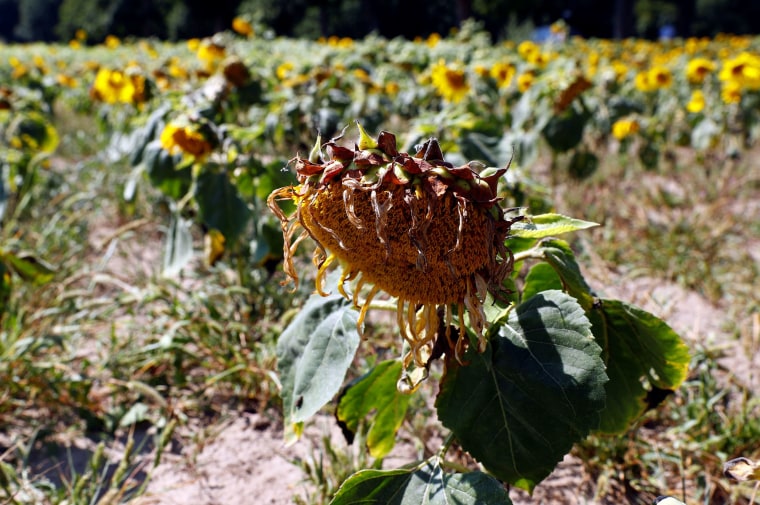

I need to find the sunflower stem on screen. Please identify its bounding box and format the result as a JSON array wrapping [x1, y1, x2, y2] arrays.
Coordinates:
[[512, 248, 547, 263], [438, 432, 456, 461]]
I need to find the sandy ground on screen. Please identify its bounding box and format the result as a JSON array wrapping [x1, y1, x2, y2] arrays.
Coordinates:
[[124, 272, 752, 505]]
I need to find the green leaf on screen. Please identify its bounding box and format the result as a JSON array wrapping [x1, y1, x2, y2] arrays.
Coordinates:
[[3, 251, 55, 285], [522, 262, 563, 302], [589, 299, 690, 434], [162, 215, 194, 277], [511, 214, 598, 239], [277, 286, 360, 436], [143, 141, 192, 201], [535, 238, 596, 310], [129, 104, 170, 166], [330, 458, 512, 505], [458, 131, 502, 166], [568, 149, 599, 179], [541, 106, 589, 153], [195, 168, 252, 244], [336, 360, 411, 459], [437, 290, 607, 492]]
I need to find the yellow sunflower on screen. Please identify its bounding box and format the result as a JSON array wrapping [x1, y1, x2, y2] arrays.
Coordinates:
[[686, 57, 716, 84], [90, 67, 147, 104], [489, 62, 516, 88], [159, 121, 215, 159], [430, 59, 470, 103], [611, 118, 639, 140], [268, 124, 521, 383], [686, 90, 706, 113]]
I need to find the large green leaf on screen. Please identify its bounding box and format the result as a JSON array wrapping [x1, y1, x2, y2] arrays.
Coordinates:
[[336, 360, 410, 459], [522, 262, 563, 302], [330, 458, 512, 505], [589, 299, 690, 433], [277, 288, 359, 439], [511, 214, 598, 239], [437, 290, 607, 492], [195, 168, 252, 244]]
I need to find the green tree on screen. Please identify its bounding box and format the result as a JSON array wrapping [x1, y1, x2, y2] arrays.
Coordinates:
[[14, 0, 62, 41], [0, 0, 19, 42]]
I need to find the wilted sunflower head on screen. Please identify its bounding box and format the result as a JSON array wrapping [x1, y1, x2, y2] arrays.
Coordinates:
[[268, 124, 520, 387]]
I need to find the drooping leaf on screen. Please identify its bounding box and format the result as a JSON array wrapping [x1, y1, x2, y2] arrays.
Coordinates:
[[195, 168, 252, 244], [129, 104, 170, 166], [589, 299, 690, 434], [336, 360, 410, 459], [437, 290, 607, 492], [162, 214, 194, 277], [511, 214, 598, 239], [534, 238, 596, 310], [330, 458, 512, 505], [143, 141, 192, 201], [277, 284, 360, 440]]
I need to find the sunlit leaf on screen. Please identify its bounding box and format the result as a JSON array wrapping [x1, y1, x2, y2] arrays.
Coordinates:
[[330, 458, 512, 505], [511, 214, 598, 239], [336, 360, 410, 459], [437, 290, 607, 492], [277, 282, 360, 439]]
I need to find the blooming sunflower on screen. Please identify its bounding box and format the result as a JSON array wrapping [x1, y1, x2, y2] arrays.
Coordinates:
[[268, 124, 521, 379], [430, 59, 470, 103], [159, 120, 215, 160], [611, 118, 639, 140], [686, 57, 716, 84]]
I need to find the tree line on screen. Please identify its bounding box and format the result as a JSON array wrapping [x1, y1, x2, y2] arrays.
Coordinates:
[[2, 0, 760, 44]]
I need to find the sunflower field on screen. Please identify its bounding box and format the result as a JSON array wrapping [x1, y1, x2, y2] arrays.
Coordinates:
[[1, 18, 760, 505]]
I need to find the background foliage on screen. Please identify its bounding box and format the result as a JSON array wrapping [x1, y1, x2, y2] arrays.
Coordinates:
[[4, 0, 760, 43]]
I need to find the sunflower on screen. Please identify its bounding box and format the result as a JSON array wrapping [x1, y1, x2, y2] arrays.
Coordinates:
[[90, 67, 147, 104], [686, 89, 706, 113], [489, 62, 516, 88], [268, 124, 520, 382], [430, 59, 470, 103], [611, 118, 639, 140], [159, 120, 215, 160], [685, 57, 716, 84]]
